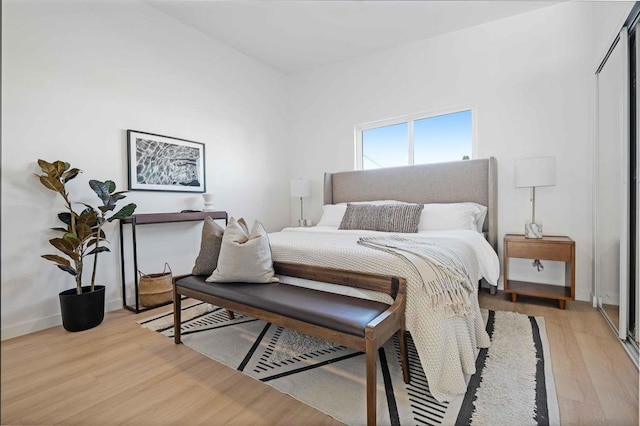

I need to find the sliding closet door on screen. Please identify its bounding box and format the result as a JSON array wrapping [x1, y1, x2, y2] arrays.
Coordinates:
[[595, 27, 629, 340], [636, 25, 640, 347]]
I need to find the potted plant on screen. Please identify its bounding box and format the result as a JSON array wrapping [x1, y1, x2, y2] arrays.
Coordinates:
[[36, 159, 137, 332]]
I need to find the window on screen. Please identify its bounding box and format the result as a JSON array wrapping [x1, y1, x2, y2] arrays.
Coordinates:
[[356, 109, 474, 170]]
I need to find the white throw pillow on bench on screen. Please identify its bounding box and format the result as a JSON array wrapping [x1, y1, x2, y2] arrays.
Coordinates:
[[206, 217, 279, 283]]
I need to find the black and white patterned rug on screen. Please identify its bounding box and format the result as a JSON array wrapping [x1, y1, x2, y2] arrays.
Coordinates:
[[139, 303, 559, 426]]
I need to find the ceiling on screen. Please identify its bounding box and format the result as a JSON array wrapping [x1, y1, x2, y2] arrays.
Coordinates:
[[148, 1, 557, 74]]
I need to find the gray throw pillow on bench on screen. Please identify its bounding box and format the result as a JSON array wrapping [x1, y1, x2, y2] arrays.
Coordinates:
[[192, 216, 225, 276]]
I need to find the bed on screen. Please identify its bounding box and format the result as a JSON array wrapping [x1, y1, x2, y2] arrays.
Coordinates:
[[268, 157, 499, 402]]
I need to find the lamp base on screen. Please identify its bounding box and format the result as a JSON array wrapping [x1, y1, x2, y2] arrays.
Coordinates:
[[524, 222, 543, 239], [298, 218, 313, 227]]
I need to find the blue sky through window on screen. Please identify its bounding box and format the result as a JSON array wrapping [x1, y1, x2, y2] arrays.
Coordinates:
[[362, 122, 408, 169], [415, 110, 471, 164], [361, 109, 472, 169]]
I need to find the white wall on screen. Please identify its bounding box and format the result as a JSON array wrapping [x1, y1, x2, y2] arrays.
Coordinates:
[[288, 2, 606, 302], [1, 0, 290, 339]]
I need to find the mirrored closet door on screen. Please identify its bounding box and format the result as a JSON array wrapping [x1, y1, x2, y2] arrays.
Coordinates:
[[595, 25, 629, 339], [595, 7, 640, 362], [634, 24, 640, 349]]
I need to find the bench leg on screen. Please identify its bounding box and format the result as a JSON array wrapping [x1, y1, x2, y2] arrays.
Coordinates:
[[226, 309, 235, 320], [397, 329, 410, 384], [366, 340, 376, 426], [173, 288, 182, 344]]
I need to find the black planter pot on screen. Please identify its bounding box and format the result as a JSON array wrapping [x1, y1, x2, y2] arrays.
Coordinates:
[[59, 285, 106, 332]]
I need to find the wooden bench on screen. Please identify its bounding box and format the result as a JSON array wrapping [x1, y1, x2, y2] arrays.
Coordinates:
[[173, 261, 409, 426]]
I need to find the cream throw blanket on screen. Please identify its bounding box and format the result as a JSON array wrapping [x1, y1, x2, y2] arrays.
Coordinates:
[[358, 235, 477, 318]]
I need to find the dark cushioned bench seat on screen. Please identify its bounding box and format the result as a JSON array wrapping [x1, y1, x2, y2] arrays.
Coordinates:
[[172, 261, 409, 426], [175, 274, 390, 338]]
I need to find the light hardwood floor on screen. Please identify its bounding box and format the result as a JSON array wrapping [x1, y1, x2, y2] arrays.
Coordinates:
[[480, 292, 639, 426], [2, 292, 638, 425]]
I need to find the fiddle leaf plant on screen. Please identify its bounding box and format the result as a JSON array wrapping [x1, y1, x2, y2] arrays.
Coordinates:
[[87, 179, 137, 292], [36, 160, 137, 295]]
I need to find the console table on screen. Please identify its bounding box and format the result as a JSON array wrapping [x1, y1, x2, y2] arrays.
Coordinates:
[[119, 211, 228, 313]]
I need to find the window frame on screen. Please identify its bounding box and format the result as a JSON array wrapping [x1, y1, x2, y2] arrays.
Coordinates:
[[354, 105, 477, 170]]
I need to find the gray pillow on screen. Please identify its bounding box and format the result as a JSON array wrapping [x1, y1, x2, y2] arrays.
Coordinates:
[[339, 203, 424, 233], [192, 216, 225, 276]]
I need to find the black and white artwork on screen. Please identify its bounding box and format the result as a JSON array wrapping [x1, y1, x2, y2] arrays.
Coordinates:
[[127, 130, 206, 193]]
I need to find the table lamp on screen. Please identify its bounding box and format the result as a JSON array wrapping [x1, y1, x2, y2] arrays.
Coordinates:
[[515, 157, 556, 238], [290, 178, 311, 227]]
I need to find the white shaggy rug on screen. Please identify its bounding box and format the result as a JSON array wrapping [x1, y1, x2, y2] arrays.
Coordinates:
[[139, 304, 559, 426]]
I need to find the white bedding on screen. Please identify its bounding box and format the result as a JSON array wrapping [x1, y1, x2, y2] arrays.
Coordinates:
[[268, 226, 500, 402]]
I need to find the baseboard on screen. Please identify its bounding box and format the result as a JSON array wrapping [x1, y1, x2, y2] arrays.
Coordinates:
[[1, 297, 123, 341], [106, 297, 122, 313], [1, 313, 62, 341]]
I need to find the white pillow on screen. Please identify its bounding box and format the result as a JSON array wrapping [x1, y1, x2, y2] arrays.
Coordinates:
[[316, 204, 348, 227], [473, 204, 488, 232], [206, 217, 279, 283], [317, 200, 408, 228], [418, 203, 487, 232]]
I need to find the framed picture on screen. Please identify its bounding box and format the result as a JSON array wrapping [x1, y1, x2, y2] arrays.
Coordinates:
[[127, 130, 206, 193]]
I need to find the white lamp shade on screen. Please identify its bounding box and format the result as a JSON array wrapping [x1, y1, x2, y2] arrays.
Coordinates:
[[290, 178, 311, 198], [515, 157, 556, 188]]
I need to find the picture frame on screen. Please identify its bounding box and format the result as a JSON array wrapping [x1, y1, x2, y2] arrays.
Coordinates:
[[127, 130, 206, 193]]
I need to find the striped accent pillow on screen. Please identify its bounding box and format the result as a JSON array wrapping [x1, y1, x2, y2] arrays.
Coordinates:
[[339, 203, 424, 233]]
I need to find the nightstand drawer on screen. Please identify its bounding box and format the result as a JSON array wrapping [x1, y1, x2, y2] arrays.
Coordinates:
[[507, 241, 572, 262]]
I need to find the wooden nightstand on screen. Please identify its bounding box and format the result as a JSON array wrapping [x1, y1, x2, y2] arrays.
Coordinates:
[[503, 234, 575, 309]]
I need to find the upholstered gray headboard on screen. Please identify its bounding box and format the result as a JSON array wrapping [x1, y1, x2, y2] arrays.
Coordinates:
[[323, 157, 498, 250]]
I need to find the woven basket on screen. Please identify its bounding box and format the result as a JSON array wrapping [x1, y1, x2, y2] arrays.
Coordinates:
[[139, 263, 173, 307]]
